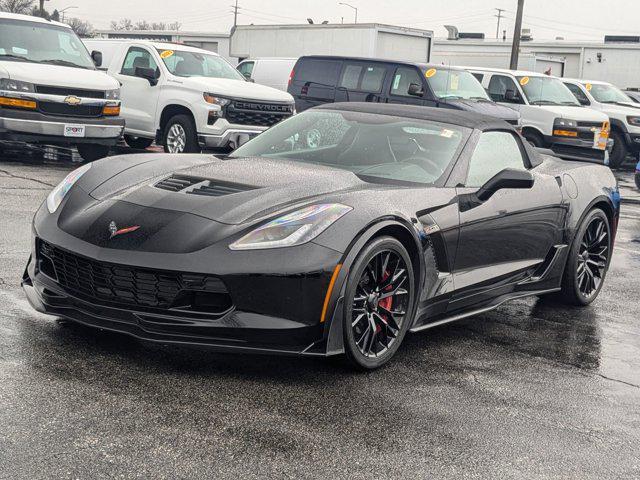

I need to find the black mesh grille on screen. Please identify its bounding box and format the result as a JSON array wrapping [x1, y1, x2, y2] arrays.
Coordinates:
[[39, 102, 103, 117], [35, 85, 105, 99], [577, 121, 603, 128], [226, 101, 293, 127], [38, 240, 230, 311]]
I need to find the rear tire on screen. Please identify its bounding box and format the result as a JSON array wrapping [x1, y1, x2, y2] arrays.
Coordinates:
[[557, 209, 611, 306], [162, 114, 200, 154], [635, 172, 640, 190], [76, 144, 110, 162], [608, 130, 627, 169], [343, 236, 416, 370], [124, 135, 154, 150]]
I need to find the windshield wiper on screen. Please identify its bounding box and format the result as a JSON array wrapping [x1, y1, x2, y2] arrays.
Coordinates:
[[530, 100, 560, 105], [39, 59, 89, 69], [469, 96, 491, 102], [560, 101, 580, 106], [0, 53, 34, 63]]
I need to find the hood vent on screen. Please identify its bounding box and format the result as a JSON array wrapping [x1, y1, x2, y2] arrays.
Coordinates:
[[155, 174, 256, 197]]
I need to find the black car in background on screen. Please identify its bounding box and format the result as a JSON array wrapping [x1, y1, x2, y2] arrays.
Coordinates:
[[287, 55, 520, 125]]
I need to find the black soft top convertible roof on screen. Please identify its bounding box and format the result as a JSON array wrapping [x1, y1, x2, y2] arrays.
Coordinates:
[[315, 102, 515, 132]]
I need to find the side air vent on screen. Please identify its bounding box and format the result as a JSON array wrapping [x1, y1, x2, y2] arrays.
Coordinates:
[[155, 175, 201, 192], [155, 174, 256, 197]]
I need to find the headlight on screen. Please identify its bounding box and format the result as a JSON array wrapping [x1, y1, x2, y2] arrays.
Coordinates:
[[105, 88, 120, 100], [229, 203, 352, 250], [554, 118, 578, 128], [203, 93, 231, 106], [0, 78, 35, 93], [46, 163, 92, 214], [627, 116, 640, 126]]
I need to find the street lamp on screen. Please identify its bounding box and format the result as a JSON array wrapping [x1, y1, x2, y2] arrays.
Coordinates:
[[338, 2, 358, 23], [59, 6, 78, 22]]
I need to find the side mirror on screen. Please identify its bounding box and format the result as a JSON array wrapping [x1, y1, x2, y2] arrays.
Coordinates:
[[477, 168, 534, 201], [91, 50, 102, 68], [408, 83, 424, 97], [504, 89, 519, 102], [135, 66, 158, 86]]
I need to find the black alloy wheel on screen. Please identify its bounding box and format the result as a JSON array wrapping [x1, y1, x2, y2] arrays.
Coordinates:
[[559, 208, 611, 306], [344, 236, 415, 369]]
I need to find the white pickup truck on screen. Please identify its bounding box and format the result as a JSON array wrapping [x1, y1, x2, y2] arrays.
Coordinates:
[[84, 39, 295, 153], [0, 12, 124, 161]]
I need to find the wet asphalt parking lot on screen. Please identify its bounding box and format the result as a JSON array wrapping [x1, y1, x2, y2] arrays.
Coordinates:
[[0, 145, 639, 479]]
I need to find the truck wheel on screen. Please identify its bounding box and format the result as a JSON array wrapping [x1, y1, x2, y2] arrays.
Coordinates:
[[608, 130, 627, 169], [76, 144, 110, 162], [124, 135, 154, 150], [524, 130, 544, 148], [635, 172, 640, 190], [162, 114, 200, 154]]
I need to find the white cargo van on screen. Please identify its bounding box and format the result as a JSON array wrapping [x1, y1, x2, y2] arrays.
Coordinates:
[[236, 57, 298, 91], [468, 67, 611, 164], [84, 39, 295, 152], [0, 13, 124, 161], [563, 78, 640, 168]]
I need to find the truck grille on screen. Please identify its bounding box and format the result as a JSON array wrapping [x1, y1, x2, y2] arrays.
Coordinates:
[[38, 240, 231, 312], [39, 102, 103, 118], [35, 85, 106, 99], [226, 100, 293, 127]]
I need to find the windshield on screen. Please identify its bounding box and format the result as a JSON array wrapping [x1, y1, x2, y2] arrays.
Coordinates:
[[230, 110, 469, 185], [157, 49, 244, 80], [0, 18, 94, 69], [586, 83, 632, 104], [426, 68, 491, 101], [517, 76, 579, 106]]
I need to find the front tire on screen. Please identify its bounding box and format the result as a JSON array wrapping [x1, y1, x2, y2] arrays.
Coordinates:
[[76, 143, 110, 162], [162, 114, 200, 154], [124, 135, 154, 150], [608, 130, 628, 169], [343, 236, 415, 370], [635, 172, 640, 190], [558, 208, 611, 306]]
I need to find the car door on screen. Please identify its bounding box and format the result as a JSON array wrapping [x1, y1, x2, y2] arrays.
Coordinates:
[[113, 46, 162, 135], [236, 60, 255, 81], [487, 74, 525, 110], [335, 61, 388, 103], [385, 66, 427, 106], [289, 58, 342, 112], [448, 130, 565, 312]]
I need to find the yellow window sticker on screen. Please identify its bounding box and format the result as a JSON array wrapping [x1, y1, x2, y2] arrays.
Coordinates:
[[425, 68, 437, 78], [585, 83, 592, 91], [160, 50, 174, 59], [519, 76, 530, 86]]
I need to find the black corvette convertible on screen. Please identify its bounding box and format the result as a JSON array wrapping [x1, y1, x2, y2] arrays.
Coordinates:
[[23, 103, 620, 369]]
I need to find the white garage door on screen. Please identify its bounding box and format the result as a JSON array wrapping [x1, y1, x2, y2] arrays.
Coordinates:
[[534, 57, 565, 76]]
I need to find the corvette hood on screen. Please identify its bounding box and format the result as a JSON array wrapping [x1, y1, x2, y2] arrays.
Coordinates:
[[80, 155, 368, 226]]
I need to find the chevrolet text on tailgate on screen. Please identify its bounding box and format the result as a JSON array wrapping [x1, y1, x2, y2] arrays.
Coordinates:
[[83, 39, 296, 153], [0, 12, 124, 161]]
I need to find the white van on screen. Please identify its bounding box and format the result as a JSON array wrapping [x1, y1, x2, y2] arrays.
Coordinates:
[[563, 78, 640, 168], [236, 57, 298, 92], [468, 67, 611, 164], [0, 13, 124, 161], [84, 39, 295, 152]]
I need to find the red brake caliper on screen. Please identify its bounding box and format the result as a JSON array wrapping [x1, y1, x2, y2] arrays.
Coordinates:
[[377, 270, 393, 331]]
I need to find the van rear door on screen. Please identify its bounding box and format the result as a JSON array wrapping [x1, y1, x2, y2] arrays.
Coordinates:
[[288, 57, 341, 112]]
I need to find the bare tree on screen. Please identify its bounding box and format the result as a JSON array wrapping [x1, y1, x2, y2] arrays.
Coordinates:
[[110, 18, 181, 31], [65, 17, 95, 38], [0, 0, 35, 14]]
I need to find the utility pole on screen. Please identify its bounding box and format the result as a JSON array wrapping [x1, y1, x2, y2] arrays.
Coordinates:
[[232, 0, 239, 28], [509, 0, 525, 70], [494, 8, 505, 39]]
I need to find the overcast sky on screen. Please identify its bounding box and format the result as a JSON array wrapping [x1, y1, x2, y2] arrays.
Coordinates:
[[45, 0, 640, 41]]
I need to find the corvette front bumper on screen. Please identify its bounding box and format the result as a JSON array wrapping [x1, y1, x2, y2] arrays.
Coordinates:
[[22, 229, 347, 357]]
